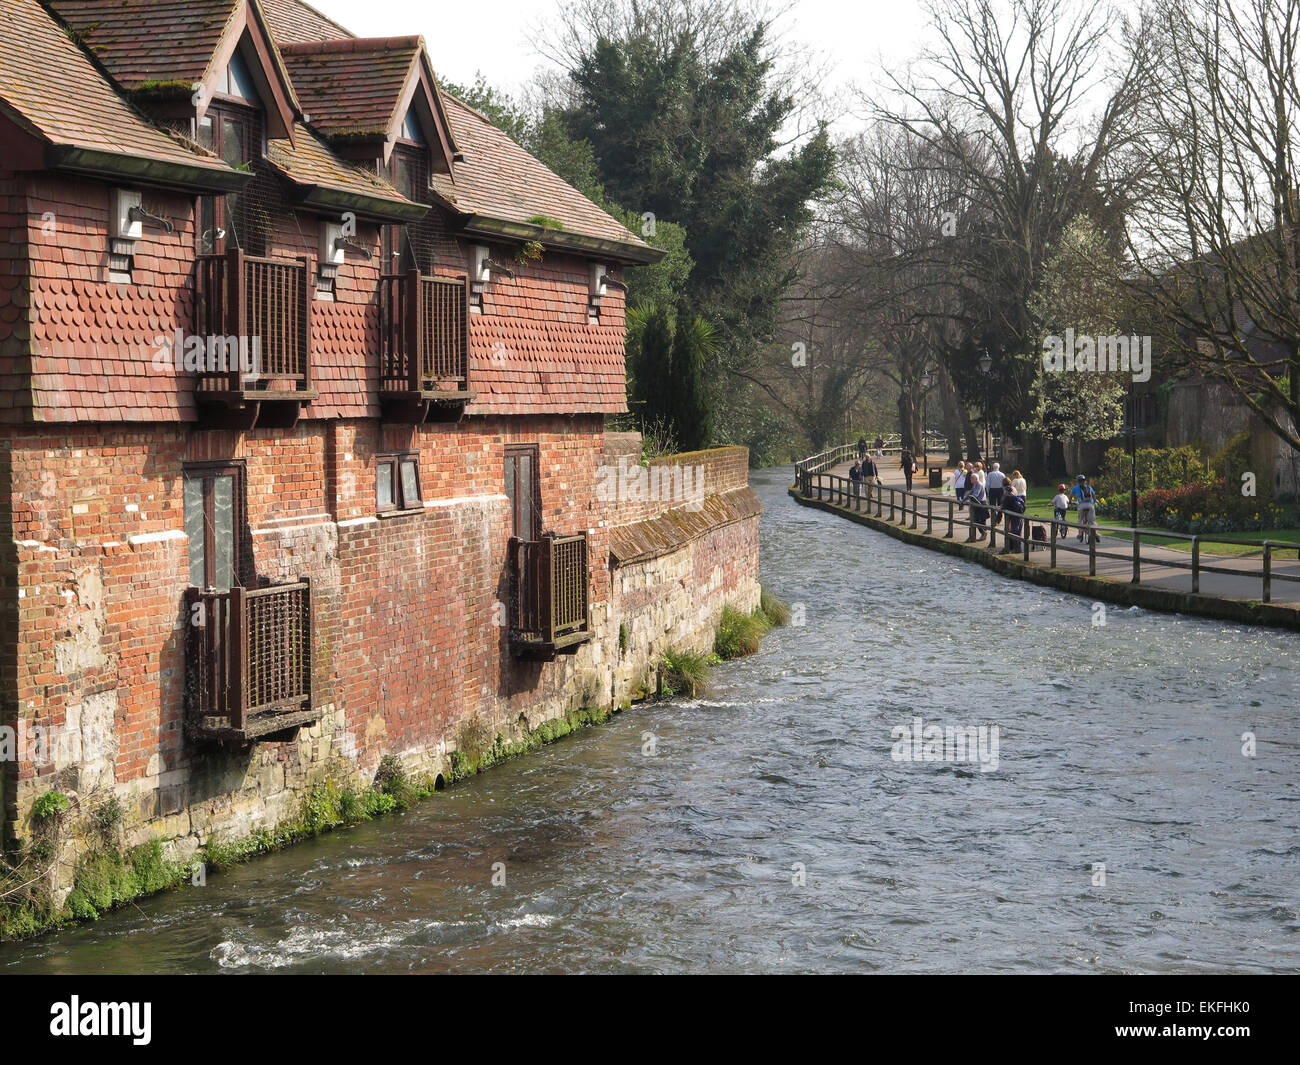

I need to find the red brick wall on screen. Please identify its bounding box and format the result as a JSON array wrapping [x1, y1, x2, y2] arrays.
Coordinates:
[[5, 171, 629, 425], [2, 414, 609, 807]]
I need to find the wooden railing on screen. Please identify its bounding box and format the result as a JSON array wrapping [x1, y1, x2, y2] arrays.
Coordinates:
[[379, 271, 469, 392], [195, 249, 312, 394], [185, 580, 313, 737], [794, 438, 949, 495], [801, 471, 1300, 604], [508, 532, 590, 654]]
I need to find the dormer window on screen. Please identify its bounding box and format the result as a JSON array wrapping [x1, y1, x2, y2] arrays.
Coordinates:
[[401, 109, 425, 144], [214, 49, 259, 103]]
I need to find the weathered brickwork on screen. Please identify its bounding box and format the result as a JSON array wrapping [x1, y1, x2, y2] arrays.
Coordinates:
[[1, 411, 759, 880], [0, 0, 760, 901]]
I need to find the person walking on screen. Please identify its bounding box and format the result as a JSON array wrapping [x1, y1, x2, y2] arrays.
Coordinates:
[[900, 448, 916, 491], [857, 436, 868, 461], [1001, 486, 1026, 550], [849, 459, 862, 503], [1071, 474, 1098, 542], [986, 462, 1006, 508], [954, 461, 968, 506], [861, 452, 878, 503], [1010, 469, 1027, 498], [874, 434, 885, 456], [965, 468, 988, 541]]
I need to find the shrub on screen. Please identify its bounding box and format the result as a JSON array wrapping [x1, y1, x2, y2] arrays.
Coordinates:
[[31, 791, 70, 822], [714, 604, 771, 660], [660, 649, 712, 697], [759, 588, 791, 627], [1095, 445, 1212, 500]]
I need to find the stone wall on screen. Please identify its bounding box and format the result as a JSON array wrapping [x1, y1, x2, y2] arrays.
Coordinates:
[[1, 424, 761, 897]]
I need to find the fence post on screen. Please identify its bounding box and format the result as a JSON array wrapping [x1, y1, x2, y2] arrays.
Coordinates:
[[230, 585, 246, 733], [1263, 541, 1272, 603], [1132, 531, 1141, 583], [947, 498, 954, 539], [926, 497, 933, 535], [1089, 528, 1096, 577], [1191, 537, 1200, 594], [911, 491, 918, 530], [1022, 517, 1030, 562], [1050, 519, 1057, 568]]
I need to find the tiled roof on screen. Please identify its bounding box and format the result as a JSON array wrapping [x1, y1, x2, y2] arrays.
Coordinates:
[[267, 123, 419, 215], [434, 93, 650, 253], [279, 38, 419, 139], [1, 0, 238, 179], [48, 0, 242, 93], [465, 264, 628, 416], [260, 0, 352, 46]]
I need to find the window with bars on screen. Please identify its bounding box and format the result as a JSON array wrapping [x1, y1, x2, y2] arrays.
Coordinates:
[[196, 102, 282, 257], [384, 143, 437, 275]]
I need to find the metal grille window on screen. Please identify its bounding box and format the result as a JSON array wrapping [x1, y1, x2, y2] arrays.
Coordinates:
[[387, 144, 435, 274], [197, 103, 276, 256]]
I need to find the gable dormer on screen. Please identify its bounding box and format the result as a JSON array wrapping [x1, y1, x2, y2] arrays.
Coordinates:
[[50, 0, 299, 145], [278, 37, 457, 177]]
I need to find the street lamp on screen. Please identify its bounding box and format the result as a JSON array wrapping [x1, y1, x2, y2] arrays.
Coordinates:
[[919, 369, 933, 472], [977, 349, 992, 459]]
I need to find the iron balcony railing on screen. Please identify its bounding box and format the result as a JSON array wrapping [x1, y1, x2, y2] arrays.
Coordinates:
[[185, 579, 313, 739], [508, 532, 591, 655], [379, 272, 469, 393], [194, 249, 313, 395]]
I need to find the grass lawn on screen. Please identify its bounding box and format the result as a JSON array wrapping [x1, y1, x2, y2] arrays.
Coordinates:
[[1020, 484, 1300, 557]]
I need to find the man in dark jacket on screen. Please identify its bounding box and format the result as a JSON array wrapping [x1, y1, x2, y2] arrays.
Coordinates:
[[1000, 490, 1026, 550]]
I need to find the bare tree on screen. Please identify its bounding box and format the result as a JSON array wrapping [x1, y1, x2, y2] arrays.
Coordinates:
[[1128, 0, 1300, 454]]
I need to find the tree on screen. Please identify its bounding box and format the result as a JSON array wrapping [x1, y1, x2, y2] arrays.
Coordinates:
[[544, 0, 837, 422], [1022, 215, 1130, 459], [1127, 0, 1300, 455], [866, 0, 1153, 469]]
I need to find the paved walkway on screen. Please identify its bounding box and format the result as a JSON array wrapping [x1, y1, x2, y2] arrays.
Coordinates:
[[811, 452, 1300, 606]]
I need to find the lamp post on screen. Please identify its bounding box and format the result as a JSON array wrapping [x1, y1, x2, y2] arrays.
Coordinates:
[[977, 349, 992, 461], [919, 368, 933, 472], [1127, 383, 1140, 528]]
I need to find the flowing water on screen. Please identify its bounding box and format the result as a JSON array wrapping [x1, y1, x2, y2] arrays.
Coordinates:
[[3, 468, 1298, 974]]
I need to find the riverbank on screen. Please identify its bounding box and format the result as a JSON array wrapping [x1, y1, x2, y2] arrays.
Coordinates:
[[789, 483, 1300, 632], [0, 593, 787, 944]]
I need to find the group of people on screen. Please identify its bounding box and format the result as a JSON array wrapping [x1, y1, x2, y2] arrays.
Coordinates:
[[952, 461, 1029, 542], [846, 439, 1102, 548]]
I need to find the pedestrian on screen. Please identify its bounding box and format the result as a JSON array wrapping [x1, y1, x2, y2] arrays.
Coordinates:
[[900, 448, 916, 491], [874, 434, 885, 456], [986, 462, 1006, 507], [1051, 483, 1071, 539], [857, 435, 868, 461], [954, 461, 968, 506], [1010, 469, 1027, 498], [1071, 474, 1098, 542], [966, 468, 988, 541], [861, 452, 878, 501], [849, 460, 862, 501], [1002, 487, 1026, 549]]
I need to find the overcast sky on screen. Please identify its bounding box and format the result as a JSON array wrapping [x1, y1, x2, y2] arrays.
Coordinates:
[[301, 0, 931, 122]]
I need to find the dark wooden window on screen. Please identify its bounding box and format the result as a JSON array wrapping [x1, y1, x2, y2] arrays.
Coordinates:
[[184, 461, 246, 590], [383, 143, 435, 274], [505, 444, 540, 540], [196, 98, 270, 256], [377, 453, 422, 513]]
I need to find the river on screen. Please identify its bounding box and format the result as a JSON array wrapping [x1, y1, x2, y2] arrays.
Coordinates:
[[3, 467, 1297, 974]]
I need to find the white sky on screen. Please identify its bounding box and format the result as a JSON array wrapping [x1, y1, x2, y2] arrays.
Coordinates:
[[301, 0, 930, 124]]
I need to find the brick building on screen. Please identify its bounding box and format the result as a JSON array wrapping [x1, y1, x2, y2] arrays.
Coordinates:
[[0, 0, 761, 880]]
